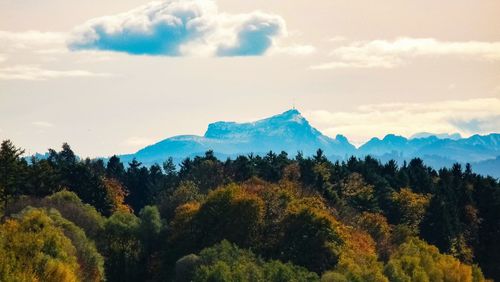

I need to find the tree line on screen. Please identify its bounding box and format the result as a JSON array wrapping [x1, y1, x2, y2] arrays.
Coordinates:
[[0, 139, 499, 281]]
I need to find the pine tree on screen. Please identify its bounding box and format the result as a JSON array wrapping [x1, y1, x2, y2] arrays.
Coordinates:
[[0, 140, 27, 207]]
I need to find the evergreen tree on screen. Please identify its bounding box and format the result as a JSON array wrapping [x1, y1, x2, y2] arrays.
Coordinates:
[[0, 140, 28, 207], [106, 155, 126, 181]]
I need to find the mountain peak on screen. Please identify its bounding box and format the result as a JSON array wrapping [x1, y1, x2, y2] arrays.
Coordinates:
[[281, 108, 301, 116], [383, 134, 407, 142], [266, 108, 306, 124], [204, 108, 308, 139]]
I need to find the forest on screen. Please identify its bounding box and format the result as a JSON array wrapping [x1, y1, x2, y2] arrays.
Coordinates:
[[0, 139, 499, 282]]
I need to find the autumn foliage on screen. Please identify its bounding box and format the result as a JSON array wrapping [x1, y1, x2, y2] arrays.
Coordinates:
[[0, 141, 498, 281]]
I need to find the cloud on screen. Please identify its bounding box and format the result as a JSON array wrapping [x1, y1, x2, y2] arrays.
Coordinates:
[[0, 65, 113, 80], [32, 121, 55, 128], [305, 98, 500, 146], [68, 0, 297, 57], [0, 30, 118, 59], [215, 13, 285, 56], [311, 38, 500, 69], [0, 31, 120, 80]]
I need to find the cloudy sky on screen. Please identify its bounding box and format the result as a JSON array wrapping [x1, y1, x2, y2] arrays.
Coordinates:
[[1, 0, 499, 157]]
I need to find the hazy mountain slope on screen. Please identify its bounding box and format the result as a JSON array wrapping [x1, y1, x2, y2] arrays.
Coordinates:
[[472, 157, 500, 178]]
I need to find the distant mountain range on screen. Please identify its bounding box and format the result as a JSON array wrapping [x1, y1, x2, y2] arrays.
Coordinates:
[[119, 109, 500, 178]]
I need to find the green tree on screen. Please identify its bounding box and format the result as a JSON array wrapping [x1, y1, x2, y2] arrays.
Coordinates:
[[276, 204, 343, 273], [3, 190, 106, 240], [26, 157, 60, 197], [47, 144, 114, 215], [124, 159, 148, 213], [225, 155, 256, 182], [42, 208, 105, 282], [138, 205, 162, 280], [177, 240, 319, 282], [106, 155, 126, 181], [100, 211, 141, 282], [0, 140, 28, 208], [340, 173, 378, 212], [159, 180, 203, 220], [179, 151, 225, 193], [193, 185, 264, 249], [175, 254, 201, 282]]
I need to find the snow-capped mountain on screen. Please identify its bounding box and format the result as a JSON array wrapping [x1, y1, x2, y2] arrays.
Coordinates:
[[120, 109, 355, 165], [118, 109, 499, 177]]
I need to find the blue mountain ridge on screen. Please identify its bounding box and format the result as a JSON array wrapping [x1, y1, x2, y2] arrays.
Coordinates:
[[119, 109, 500, 178]]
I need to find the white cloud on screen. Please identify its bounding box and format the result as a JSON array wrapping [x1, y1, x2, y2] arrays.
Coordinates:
[[68, 0, 308, 57], [305, 98, 500, 146], [0, 65, 114, 80], [32, 121, 55, 128], [311, 38, 500, 69], [0, 31, 120, 80]]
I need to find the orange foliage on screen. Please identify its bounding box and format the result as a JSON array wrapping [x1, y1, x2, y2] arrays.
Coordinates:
[[103, 177, 131, 213]]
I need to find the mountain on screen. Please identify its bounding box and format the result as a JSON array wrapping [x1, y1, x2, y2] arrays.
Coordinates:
[[354, 133, 500, 178], [472, 156, 500, 178], [358, 133, 500, 163], [410, 132, 462, 140], [119, 109, 500, 178], [120, 109, 355, 165]]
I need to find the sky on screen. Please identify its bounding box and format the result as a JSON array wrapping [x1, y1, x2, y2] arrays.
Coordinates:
[[1, 0, 500, 157]]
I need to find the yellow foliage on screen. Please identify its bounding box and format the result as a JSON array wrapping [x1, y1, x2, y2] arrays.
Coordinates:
[[391, 188, 430, 231], [0, 209, 81, 282], [384, 238, 484, 282], [356, 212, 393, 259], [170, 201, 201, 241], [324, 226, 388, 282], [287, 196, 330, 215], [357, 212, 392, 243], [43, 260, 79, 282]]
